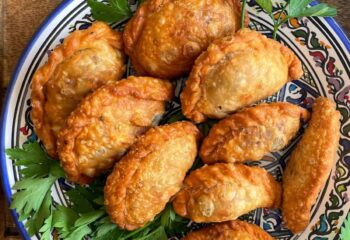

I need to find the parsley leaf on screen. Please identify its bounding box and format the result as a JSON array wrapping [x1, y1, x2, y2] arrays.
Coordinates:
[[52, 205, 79, 231], [6, 142, 47, 165], [95, 228, 126, 240], [11, 176, 56, 220], [340, 213, 350, 240], [25, 190, 52, 236], [87, 0, 132, 23], [256, 0, 273, 14], [288, 0, 312, 16], [254, 0, 337, 39], [160, 204, 189, 237], [160, 204, 176, 228], [53, 196, 104, 239], [290, 3, 337, 18], [39, 214, 53, 240], [74, 210, 105, 227], [66, 178, 105, 214], [7, 142, 63, 237], [241, 0, 248, 29], [7, 143, 190, 240], [138, 226, 167, 240], [6, 142, 64, 178], [93, 217, 126, 240], [64, 225, 92, 240], [51, 206, 81, 239], [66, 187, 96, 214]]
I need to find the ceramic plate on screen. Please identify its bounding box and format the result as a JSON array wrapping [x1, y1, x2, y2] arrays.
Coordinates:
[[1, 0, 350, 239]]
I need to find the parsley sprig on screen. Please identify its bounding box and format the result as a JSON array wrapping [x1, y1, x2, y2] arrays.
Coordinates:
[[87, 0, 145, 23], [255, 0, 337, 39], [7, 142, 189, 239], [340, 213, 350, 240], [7, 143, 64, 236], [7, 1, 339, 239]]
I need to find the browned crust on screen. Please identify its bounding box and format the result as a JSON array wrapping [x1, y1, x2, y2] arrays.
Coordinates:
[[172, 163, 281, 222], [180, 29, 303, 123], [123, 0, 165, 76], [31, 21, 124, 157], [182, 220, 273, 240], [104, 121, 202, 230], [123, 0, 248, 78], [199, 102, 310, 164], [282, 97, 341, 233], [57, 76, 174, 184]]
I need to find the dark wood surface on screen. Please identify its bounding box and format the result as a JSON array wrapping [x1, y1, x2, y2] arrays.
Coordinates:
[[325, 0, 350, 33], [0, 0, 349, 239]]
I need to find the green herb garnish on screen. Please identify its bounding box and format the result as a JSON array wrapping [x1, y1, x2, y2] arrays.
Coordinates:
[[7, 142, 189, 239], [87, 0, 134, 23], [7, 142, 64, 236], [9, 1, 339, 239], [340, 213, 350, 240], [255, 0, 337, 39], [241, 0, 248, 28]]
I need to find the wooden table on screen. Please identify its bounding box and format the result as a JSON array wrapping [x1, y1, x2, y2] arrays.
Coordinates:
[[0, 0, 349, 239]]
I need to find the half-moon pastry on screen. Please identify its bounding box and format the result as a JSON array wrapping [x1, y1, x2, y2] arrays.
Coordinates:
[[31, 22, 126, 157], [57, 76, 174, 184], [124, 0, 247, 79], [181, 29, 303, 123], [282, 97, 340, 233], [104, 121, 201, 230], [173, 163, 281, 223], [182, 220, 273, 240], [200, 102, 309, 164]]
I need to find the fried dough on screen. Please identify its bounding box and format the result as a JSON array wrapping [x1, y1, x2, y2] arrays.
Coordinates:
[[182, 220, 273, 240], [124, 0, 246, 79], [57, 76, 173, 184], [31, 22, 125, 157], [181, 29, 303, 123], [173, 163, 281, 223], [282, 97, 341, 233], [200, 102, 310, 164], [104, 122, 201, 230]]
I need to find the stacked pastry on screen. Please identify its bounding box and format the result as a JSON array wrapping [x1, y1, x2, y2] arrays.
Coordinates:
[[30, 0, 341, 239]]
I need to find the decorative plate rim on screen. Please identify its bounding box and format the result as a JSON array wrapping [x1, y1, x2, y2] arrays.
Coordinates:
[[0, 1, 73, 239], [1, 0, 349, 239]]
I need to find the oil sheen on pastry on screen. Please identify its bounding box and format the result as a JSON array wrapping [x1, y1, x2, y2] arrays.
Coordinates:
[[181, 29, 303, 123], [282, 97, 340, 233], [31, 22, 126, 157], [200, 102, 310, 164], [173, 163, 281, 223], [57, 76, 174, 184], [182, 220, 273, 240], [123, 0, 246, 79], [104, 122, 201, 230]]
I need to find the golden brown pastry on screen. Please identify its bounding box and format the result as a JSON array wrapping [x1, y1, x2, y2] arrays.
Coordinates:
[[31, 22, 125, 157], [57, 76, 173, 184], [104, 121, 201, 230], [173, 163, 281, 223], [182, 220, 273, 240], [282, 97, 340, 233], [181, 29, 303, 123], [200, 102, 310, 164], [123, 0, 246, 79]]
